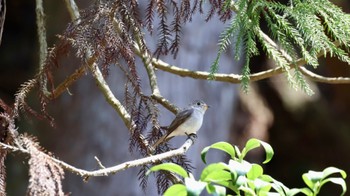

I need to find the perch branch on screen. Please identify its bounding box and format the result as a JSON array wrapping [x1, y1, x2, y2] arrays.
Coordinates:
[[0, 137, 194, 178]]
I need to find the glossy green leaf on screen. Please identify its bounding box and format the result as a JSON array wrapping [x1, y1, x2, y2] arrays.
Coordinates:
[[288, 188, 313, 196], [241, 139, 261, 158], [200, 163, 231, 182], [247, 164, 263, 180], [228, 160, 252, 176], [259, 140, 274, 164], [214, 180, 237, 192], [236, 175, 248, 187], [254, 178, 272, 192], [322, 167, 347, 179], [206, 184, 216, 194], [148, 163, 189, 178], [206, 184, 226, 196], [185, 177, 206, 196], [164, 184, 187, 196], [320, 177, 347, 196], [238, 185, 256, 195], [241, 138, 274, 164], [302, 173, 315, 189], [201, 142, 236, 164], [265, 175, 291, 195]]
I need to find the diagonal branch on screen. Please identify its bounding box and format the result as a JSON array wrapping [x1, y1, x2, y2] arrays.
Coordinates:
[[132, 35, 179, 114], [64, 0, 151, 151], [0, 137, 194, 179], [49, 66, 86, 99], [86, 54, 133, 128]]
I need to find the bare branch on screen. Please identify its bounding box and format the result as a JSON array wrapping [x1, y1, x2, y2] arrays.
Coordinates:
[[49, 66, 86, 99], [132, 30, 179, 114], [0, 137, 194, 178], [152, 32, 350, 85], [64, 0, 80, 21], [86, 54, 133, 128], [36, 0, 49, 95], [0, 0, 6, 46], [63, 0, 152, 153], [299, 66, 350, 84], [151, 94, 179, 114]]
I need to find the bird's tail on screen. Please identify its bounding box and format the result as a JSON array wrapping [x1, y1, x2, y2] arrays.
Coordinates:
[[151, 134, 168, 150]]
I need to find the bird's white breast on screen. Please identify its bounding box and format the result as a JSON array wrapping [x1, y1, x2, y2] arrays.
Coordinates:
[[167, 108, 204, 138]]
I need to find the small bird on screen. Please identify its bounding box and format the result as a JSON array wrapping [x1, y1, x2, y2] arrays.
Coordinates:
[[152, 100, 209, 149]]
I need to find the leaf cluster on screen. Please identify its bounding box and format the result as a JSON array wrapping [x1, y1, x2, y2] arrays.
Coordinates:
[[211, 0, 350, 94], [149, 138, 347, 195]]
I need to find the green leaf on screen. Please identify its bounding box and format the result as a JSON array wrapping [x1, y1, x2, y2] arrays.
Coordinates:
[[200, 163, 231, 182], [247, 164, 264, 180], [241, 138, 274, 163], [264, 175, 291, 195], [241, 139, 261, 158], [305, 170, 323, 183], [287, 188, 313, 196], [322, 167, 347, 179], [236, 175, 248, 187], [214, 180, 237, 192], [201, 142, 236, 164], [228, 160, 252, 176], [148, 163, 189, 178], [238, 185, 256, 195], [206, 184, 226, 196], [320, 177, 347, 196], [185, 177, 206, 196], [302, 172, 317, 189], [164, 184, 187, 196], [254, 178, 272, 193]]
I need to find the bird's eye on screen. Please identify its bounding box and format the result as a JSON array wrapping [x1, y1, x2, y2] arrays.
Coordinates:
[[197, 102, 201, 106]]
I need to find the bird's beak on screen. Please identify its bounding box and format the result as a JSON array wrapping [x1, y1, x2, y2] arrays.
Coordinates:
[[204, 104, 210, 111]]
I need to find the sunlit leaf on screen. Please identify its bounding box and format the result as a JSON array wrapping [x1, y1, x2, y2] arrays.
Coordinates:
[[206, 184, 226, 196], [288, 188, 313, 196], [320, 177, 347, 196], [148, 163, 189, 178], [164, 184, 187, 196], [185, 177, 206, 196], [322, 167, 347, 179], [201, 142, 236, 164], [302, 173, 316, 189], [201, 163, 231, 182], [241, 138, 274, 163], [228, 160, 252, 176], [247, 164, 263, 180]]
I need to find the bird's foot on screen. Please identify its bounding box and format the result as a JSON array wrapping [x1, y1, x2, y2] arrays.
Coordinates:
[[186, 133, 197, 142]]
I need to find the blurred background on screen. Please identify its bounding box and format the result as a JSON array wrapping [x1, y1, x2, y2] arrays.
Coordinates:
[[1, 0, 349, 195]]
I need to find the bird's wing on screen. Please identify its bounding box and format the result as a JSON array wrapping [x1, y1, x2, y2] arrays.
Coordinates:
[[166, 108, 194, 135], [152, 108, 194, 149]]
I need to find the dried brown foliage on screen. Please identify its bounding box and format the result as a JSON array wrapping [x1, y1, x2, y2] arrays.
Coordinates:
[[20, 135, 64, 196]]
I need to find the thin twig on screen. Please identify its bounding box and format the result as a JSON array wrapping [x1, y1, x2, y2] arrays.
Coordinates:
[[0, 138, 194, 178], [299, 66, 350, 84], [49, 66, 86, 99]]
